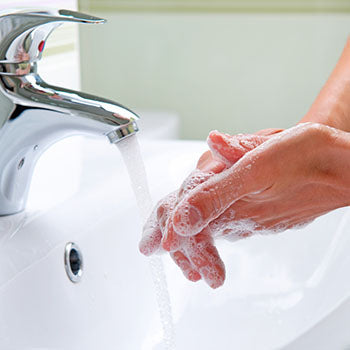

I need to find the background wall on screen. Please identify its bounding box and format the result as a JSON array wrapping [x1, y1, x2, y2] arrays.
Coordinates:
[[78, 1, 350, 139]]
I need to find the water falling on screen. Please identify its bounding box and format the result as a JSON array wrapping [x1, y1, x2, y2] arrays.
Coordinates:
[[117, 135, 175, 350]]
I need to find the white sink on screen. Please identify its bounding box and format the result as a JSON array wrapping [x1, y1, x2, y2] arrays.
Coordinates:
[[0, 136, 350, 349]]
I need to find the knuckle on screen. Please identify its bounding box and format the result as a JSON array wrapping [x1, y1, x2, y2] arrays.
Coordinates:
[[302, 122, 330, 141], [156, 192, 178, 220]]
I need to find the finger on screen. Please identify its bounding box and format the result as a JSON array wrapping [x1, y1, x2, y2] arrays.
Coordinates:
[[183, 229, 225, 289], [209, 203, 327, 239], [160, 157, 226, 252], [180, 150, 230, 199], [140, 191, 178, 256], [157, 129, 264, 251], [178, 169, 213, 199], [162, 217, 185, 252], [168, 165, 224, 250], [185, 198, 254, 241], [170, 249, 201, 282], [196, 150, 227, 174], [139, 226, 162, 256], [207, 130, 267, 165], [157, 191, 177, 231], [139, 208, 162, 256], [254, 128, 284, 136], [257, 209, 330, 232], [209, 210, 256, 240]]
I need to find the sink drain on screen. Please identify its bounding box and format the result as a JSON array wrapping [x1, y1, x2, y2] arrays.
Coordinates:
[[64, 242, 83, 283]]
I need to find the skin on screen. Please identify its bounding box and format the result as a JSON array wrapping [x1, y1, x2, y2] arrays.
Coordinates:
[[172, 123, 350, 237], [140, 132, 275, 288], [301, 37, 350, 132], [139, 150, 228, 286], [140, 38, 350, 288]]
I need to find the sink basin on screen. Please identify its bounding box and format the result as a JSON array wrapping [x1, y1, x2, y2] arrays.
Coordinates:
[[0, 136, 350, 349]]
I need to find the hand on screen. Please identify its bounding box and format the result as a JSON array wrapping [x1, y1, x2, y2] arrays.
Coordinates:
[[140, 37, 350, 289], [139, 150, 227, 286], [171, 123, 350, 241], [139, 131, 274, 288]]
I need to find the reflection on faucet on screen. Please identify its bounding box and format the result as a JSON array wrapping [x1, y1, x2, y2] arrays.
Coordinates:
[[14, 47, 31, 75]]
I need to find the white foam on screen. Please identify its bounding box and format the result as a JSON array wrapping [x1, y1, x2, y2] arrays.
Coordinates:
[[156, 192, 177, 227], [206, 135, 232, 167], [174, 126, 320, 238], [179, 169, 212, 197], [208, 211, 295, 241]]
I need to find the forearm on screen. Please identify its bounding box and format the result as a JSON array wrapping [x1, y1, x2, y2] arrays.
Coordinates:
[[300, 38, 350, 132]]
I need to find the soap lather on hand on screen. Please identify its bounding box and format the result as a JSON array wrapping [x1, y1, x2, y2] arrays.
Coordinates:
[[140, 38, 350, 289], [140, 130, 272, 288]]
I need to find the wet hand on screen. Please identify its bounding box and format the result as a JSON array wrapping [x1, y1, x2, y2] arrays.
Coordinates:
[[172, 123, 350, 240], [139, 131, 272, 288], [139, 151, 227, 286]]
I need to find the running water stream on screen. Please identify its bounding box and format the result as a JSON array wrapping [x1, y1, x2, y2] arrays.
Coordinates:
[[117, 135, 175, 349]]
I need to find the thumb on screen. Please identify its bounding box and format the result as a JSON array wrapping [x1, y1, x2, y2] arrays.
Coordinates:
[[171, 149, 270, 236], [171, 130, 273, 237]]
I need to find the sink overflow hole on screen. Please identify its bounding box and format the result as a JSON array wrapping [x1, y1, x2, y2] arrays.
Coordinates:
[[64, 242, 83, 283]]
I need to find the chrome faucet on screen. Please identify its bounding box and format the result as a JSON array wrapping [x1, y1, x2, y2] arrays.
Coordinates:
[[0, 9, 139, 216]]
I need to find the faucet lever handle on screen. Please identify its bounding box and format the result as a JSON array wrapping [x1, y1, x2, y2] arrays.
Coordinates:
[[0, 9, 105, 65]]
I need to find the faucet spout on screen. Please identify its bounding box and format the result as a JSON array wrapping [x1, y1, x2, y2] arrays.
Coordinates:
[[0, 9, 140, 215], [0, 72, 139, 216], [4, 73, 139, 142]]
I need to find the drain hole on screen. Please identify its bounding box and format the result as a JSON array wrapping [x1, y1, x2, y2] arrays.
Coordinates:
[[69, 248, 81, 276], [65, 242, 83, 283]]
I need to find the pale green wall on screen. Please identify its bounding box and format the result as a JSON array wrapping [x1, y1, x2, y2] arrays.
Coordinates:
[[79, 12, 350, 139], [78, 0, 350, 13]]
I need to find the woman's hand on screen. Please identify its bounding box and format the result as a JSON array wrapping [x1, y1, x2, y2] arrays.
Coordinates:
[[139, 38, 350, 289], [139, 131, 273, 288], [139, 150, 227, 286], [171, 123, 350, 240]]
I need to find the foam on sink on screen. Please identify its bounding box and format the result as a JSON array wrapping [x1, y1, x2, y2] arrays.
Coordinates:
[[117, 135, 175, 350]]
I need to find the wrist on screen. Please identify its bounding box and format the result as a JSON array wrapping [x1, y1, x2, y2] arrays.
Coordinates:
[[317, 126, 350, 206], [300, 38, 350, 132], [301, 97, 350, 132]]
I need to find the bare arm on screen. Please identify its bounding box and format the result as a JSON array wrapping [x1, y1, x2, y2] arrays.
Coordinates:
[[301, 38, 350, 131]]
